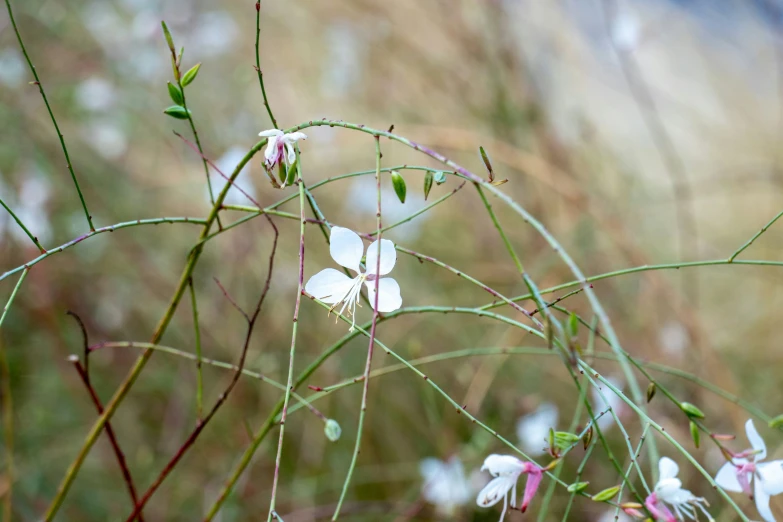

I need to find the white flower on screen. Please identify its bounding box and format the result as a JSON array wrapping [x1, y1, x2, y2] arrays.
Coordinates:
[[304, 226, 402, 329], [516, 402, 559, 456], [476, 454, 543, 522], [645, 457, 712, 522], [419, 456, 471, 516], [258, 129, 307, 170], [715, 419, 783, 522]]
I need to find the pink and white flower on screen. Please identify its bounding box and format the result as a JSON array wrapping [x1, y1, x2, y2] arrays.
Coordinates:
[[645, 457, 712, 521], [258, 129, 307, 169], [476, 454, 544, 521], [715, 419, 783, 522]]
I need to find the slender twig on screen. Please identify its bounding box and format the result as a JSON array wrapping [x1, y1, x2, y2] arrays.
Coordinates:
[[729, 208, 783, 262], [122, 218, 279, 522], [3, 0, 94, 231], [0, 196, 46, 252], [254, 1, 278, 128], [332, 136, 383, 520], [188, 279, 204, 420], [174, 131, 262, 210], [1, 217, 207, 285], [88, 340, 324, 417], [267, 148, 305, 521], [0, 268, 28, 521], [69, 357, 144, 522], [44, 138, 270, 522]]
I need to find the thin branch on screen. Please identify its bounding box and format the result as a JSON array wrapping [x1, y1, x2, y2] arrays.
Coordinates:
[[187, 279, 204, 420], [69, 357, 144, 521], [0, 196, 46, 253], [3, 0, 95, 231], [122, 218, 279, 522], [332, 136, 383, 520], [254, 1, 278, 128], [1, 217, 207, 285], [729, 208, 783, 261], [266, 148, 305, 521]]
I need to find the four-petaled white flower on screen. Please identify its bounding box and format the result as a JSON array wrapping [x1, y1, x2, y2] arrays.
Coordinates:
[[419, 456, 472, 516], [258, 129, 307, 170], [645, 457, 713, 522], [715, 419, 783, 522], [305, 226, 402, 330], [476, 454, 543, 522]]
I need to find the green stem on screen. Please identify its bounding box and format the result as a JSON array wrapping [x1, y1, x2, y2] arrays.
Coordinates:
[[1, 217, 207, 285], [0, 269, 27, 521], [3, 0, 95, 231], [188, 279, 204, 420], [266, 148, 306, 521], [332, 136, 383, 520], [43, 139, 270, 521], [0, 197, 46, 252], [729, 208, 783, 261], [255, 0, 278, 129]]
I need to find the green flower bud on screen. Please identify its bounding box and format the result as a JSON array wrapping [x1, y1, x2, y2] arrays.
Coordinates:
[[423, 171, 433, 200], [391, 170, 406, 203], [567, 481, 589, 494], [680, 402, 705, 419], [591, 486, 620, 502]]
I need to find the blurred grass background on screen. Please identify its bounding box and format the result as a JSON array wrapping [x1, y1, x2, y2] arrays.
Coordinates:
[[1, 0, 783, 520]]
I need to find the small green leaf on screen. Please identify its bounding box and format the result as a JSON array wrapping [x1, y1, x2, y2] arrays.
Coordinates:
[[554, 431, 580, 446], [163, 105, 190, 119], [591, 486, 620, 502], [423, 171, 433, 200], [769, 414, 783, 429], [324, 419, 342, 442], [690, 421, 700, 448], [479, 145, 494, 181], [391, 170, 406, 204], [567, 312, 579, 338], [161, 21, 175, 53], [433, 171, 447, 184], [167, 82, 184, 105], [285, 157, 298, 186], [646, 382, 656, 403], [680, 402, 705, 419], [182, 63, 202, 86], [567, 481, 589, 494]]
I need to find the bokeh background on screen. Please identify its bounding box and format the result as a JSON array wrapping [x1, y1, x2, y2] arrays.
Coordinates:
[[1, 0, 783, 520]]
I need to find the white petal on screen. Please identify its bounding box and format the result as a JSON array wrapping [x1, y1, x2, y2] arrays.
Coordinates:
[[755, 477, 776, 522], [259, 129, 283, 137], [480, 454, 525, 476], [264, 135, 280, 162], [747, 419, 768, 460], [365, 238, 396, 275], [715, 461, 743, 493], [759, 460, 783, 496], [329, 227, 364, 272], [476, 476, 515, 507], [284, 131, 307, 142], [659, 457, 680, 481], [285, 142, 296, 165], [304, 269, 354, 304], [419, 458, 444, 483], [365, 278, 402, 312]]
